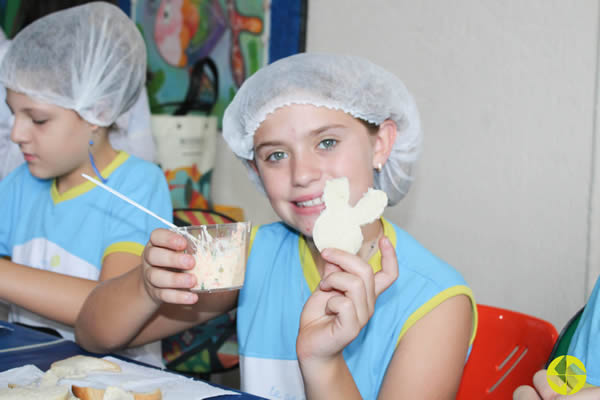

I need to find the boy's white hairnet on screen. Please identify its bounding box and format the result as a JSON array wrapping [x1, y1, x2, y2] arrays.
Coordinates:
[[0, 2, 146, 127], [222, 53, 422, 206]]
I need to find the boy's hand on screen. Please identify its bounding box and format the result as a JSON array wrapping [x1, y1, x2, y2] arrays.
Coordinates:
[[141, 228, 199, 305], [296, 236, 398, 364], [513, 369, 600, 400]]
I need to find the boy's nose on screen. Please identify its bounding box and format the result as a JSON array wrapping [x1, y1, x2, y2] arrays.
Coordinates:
[[10, 118, 29, 145]]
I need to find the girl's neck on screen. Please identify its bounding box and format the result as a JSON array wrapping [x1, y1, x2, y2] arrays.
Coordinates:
[[307, 218, 384, 278], [56, 140, 118, 194]]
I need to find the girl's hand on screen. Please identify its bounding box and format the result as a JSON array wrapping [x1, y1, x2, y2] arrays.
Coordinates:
[[296, 236, 398, 363], [141, 228, 199, 305]]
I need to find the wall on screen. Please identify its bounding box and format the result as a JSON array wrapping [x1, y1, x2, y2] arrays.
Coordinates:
[[213, 0, 600, 330]]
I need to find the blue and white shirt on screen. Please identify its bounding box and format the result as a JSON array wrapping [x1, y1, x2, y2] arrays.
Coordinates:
[[0, 152, 172, 366], [568, 275, 600, 387], [237, 219, 477, 399]]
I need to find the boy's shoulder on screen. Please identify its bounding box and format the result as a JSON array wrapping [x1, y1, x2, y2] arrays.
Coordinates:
[[0, 163, 47, 190], [117, 152, 162, 174], [109, 152, 166, 184]]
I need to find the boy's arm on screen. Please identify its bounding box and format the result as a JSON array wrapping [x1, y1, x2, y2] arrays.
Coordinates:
[[0, 250, 142, 327], [0, 257, 97, 326]]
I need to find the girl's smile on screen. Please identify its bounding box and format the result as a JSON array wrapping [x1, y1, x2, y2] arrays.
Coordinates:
[[292, 193, 326, 216], [251, 104, 387, 237]]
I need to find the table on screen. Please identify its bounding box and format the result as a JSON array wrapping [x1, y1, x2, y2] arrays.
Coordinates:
[[0, 321, 264, 399]]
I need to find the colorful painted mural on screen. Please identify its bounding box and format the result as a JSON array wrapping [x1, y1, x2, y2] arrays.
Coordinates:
[[135, 0, 266, 124]]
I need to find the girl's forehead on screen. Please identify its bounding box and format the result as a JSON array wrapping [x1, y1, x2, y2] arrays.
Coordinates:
[[256, 104, 358, 134]]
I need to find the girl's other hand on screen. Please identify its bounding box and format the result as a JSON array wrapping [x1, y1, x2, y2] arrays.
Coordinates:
[[296, 235, 398, 364], [142, 228, 199, 305]]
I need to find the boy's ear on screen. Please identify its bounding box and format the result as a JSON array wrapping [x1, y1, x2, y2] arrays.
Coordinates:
[[373, 119, 397, 168]]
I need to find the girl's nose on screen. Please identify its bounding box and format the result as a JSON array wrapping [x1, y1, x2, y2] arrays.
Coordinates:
[[291, 153, 321, 187]]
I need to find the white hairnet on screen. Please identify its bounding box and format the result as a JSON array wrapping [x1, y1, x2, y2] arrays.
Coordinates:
[[0, 2, 146, 127], [222, 53, 422, 206]]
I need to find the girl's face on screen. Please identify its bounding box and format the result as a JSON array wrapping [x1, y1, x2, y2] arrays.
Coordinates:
[[6, 89, 96, 182], [252, 104, 395, 237]]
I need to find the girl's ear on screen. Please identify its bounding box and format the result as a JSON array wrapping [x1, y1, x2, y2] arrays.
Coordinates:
[[248, 159, 259, 174], [373, 119, 397, 169]]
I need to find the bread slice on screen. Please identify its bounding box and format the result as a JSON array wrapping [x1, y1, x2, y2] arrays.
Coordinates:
[[0, 385, 69, 399], [71, 385, 162, 400], [49, 355, 121, 379]]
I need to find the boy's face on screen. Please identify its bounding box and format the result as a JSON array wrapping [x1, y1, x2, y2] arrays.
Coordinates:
[[251, 104, 381, 237], [6, 89, 95, 181]]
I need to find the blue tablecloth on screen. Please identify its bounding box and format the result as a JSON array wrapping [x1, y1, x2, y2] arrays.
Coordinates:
[[0, 321, 264, 399]]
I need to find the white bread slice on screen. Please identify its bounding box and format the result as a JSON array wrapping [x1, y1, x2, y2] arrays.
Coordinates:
[[49, 355, 121, 379], [71, 385, 162, 400], [313, 177, 387, 254], [0, 385, 69, 399]]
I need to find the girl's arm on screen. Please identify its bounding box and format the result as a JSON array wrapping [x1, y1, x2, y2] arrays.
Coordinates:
[[377, 294, 473, 399], [297, 236, 399, 400], [75, 228, 238, 353], [297, 236, 473, 399]]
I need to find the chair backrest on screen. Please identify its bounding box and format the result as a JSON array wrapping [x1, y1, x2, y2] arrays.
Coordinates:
[[456, 304, 558, 399], [173, 208, 236, 226]]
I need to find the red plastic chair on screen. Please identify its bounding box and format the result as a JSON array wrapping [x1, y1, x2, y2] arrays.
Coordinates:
[[456, 304, 558, 399]]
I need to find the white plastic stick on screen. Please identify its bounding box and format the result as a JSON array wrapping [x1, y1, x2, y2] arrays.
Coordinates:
[[82, 173, 177, 230], [82, 173, 204, 251]]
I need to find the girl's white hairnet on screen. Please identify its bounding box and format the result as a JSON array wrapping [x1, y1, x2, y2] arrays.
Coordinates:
[[0, 2, 146, 127], [222, 53, 422, 206]]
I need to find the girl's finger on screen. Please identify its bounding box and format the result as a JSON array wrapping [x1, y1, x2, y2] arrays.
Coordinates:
[[325, 294, 360, 336], [321, 249, 376, 307], [374, 236, 399, 297], [155, 288, 198, 305], [320, 271, 372, 324], [144, 266, 197, 290], [322, 262, 342, 280], [321, 248, 375, 286], [144, 244, 195, 271], [149, 228, 189, 251]]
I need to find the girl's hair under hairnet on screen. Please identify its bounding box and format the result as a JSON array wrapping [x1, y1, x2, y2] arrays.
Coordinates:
[[0, 2, 146, 127], [222, 52, 423, 206]]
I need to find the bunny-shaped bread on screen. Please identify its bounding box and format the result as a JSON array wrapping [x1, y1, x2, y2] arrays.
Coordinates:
[[313, 177, 388, 254]]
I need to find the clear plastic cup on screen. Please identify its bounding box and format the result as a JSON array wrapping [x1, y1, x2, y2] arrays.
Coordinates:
[[183, 221, 251, 292]]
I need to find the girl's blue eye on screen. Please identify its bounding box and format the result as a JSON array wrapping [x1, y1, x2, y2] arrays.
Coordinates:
[[318, 138, 337, 149], [266, 151, 287, 162]]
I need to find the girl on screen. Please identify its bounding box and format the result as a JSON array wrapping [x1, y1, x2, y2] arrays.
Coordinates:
[[76, 53, 476, 398], [0, 3, 172, 367]]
